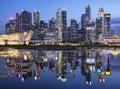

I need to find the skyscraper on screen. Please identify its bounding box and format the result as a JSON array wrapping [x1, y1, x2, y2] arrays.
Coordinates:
[[96, 17, 103, 40], [86, 20, 95, 43], [68, 19, 78, 42], [104, 14, 111, 37], [32, 10, 40, 40], [34, 10, 40, 26], [81, 14, 89, 30], [6, 17, 16, 34], [96, 8, 104, 40], [16, 13, 21, 32], [37, 20, 47, 40], [56, 8, 67, 42], [98, 8, 104, 18], [85, 5, 91, 20], [21, 10, 32, 31], [80, 5, 92, 43], [49, 18, 56, 30], [71, 19, 77, 29]]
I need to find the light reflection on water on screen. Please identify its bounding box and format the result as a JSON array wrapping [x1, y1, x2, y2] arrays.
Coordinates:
[[0, 48, 120, 89]]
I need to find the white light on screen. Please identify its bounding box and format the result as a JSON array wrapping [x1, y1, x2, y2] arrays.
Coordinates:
[[55, 57, 58, 60], [9, 16, 14, 20], [22, 78, 24, 83], [89, 81, 91, 85], [57, 76, 61, 80], [24, 55, 27, 60], [24, 32, 27, 35], [61, 78, 67, 82], [44, 58, 47, 62], [86, 58, 95, 64]]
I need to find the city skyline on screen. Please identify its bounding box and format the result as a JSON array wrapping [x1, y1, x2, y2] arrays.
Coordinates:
[[0, 0, 120, 34]]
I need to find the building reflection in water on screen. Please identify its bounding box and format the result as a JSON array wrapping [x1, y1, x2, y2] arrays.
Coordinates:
[[0, 48, 117, 85]]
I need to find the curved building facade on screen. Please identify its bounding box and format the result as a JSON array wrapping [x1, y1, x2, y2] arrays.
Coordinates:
[[0, 30, 33, 45]]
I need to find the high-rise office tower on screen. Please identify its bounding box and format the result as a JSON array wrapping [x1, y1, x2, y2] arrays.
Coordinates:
[[21, 10, 32, 31], [34, 10, 40, 26], [85, 5, 91, 20], [32, 10, 40, 40], [86, 20, 95, 43], [96, 17, 103, 40], [98, 8, 104, 18], [104, 14, 111, 37], [49, 18, 56, 30], [68, 19, 78, 42], [6, 17, 16, 34], [16, 13, 21, 32], [96, 8, 104, 40], [56, 8, 67, 42], [36, 20, 47, 40], [80, 5, 91, 42], [71, 19, 77, 29], [81, 14, 89, 30]]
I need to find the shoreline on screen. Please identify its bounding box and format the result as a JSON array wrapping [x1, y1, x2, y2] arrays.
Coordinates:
[[0, 44, 119, 50]]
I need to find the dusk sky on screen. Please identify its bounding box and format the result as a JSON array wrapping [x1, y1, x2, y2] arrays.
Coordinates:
[[0, 0, 120, 34]]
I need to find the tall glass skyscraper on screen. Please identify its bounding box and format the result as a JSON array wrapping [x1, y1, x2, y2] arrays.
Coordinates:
[[96, 17, 103, 40], [71, 19, 77, 29], [34, 10, 40, 26], [85, 5, 91, 20], [21, 10, 32, 31], [81, 5, 91, 30], [49, 18, 56, 30], [98, 8, 104, 18], [16, 13, 21, 32], [6, 17, 16, 34], [104, 14, 111, 37], [96, 8, 104, 40], [81, 14, 89, 30], [56, 8, 67, 42]]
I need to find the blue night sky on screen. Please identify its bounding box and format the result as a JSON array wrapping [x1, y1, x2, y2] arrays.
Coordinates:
[[0, 0, 120, 34]]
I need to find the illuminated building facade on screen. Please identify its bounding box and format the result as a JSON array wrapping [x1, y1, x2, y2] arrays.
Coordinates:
[[81, 14, 89, 30], [85, 5, 91, 20], [16, 13, 22, 32], [68, 19, 79, 42], [49, 18, 56, 30], [68, 28, 78, 43], [96, 8, 104, 40], [81, 5, 91, 30], [71, 19, 77, 29], [104, 14, 111, 37], [44, 31, 58, 44], [103, 34, 120, 43], [39, 20, 48, 40], [6, 17, 16, 34], [86, 20, 95, 43], [34, 10, 40, 26], [0, 30, 33, 45], [21, 10, 32, 31], [98, 8, 104, 18], [96, 17, 103, 40], [32, 10, 40, 40], [56, 8, 67, 42]]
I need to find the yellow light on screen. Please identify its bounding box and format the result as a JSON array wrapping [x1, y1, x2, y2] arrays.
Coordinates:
[[106, 15, 110, 18], [112, 51, 119, 57], [105, 71, 111, 76]]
